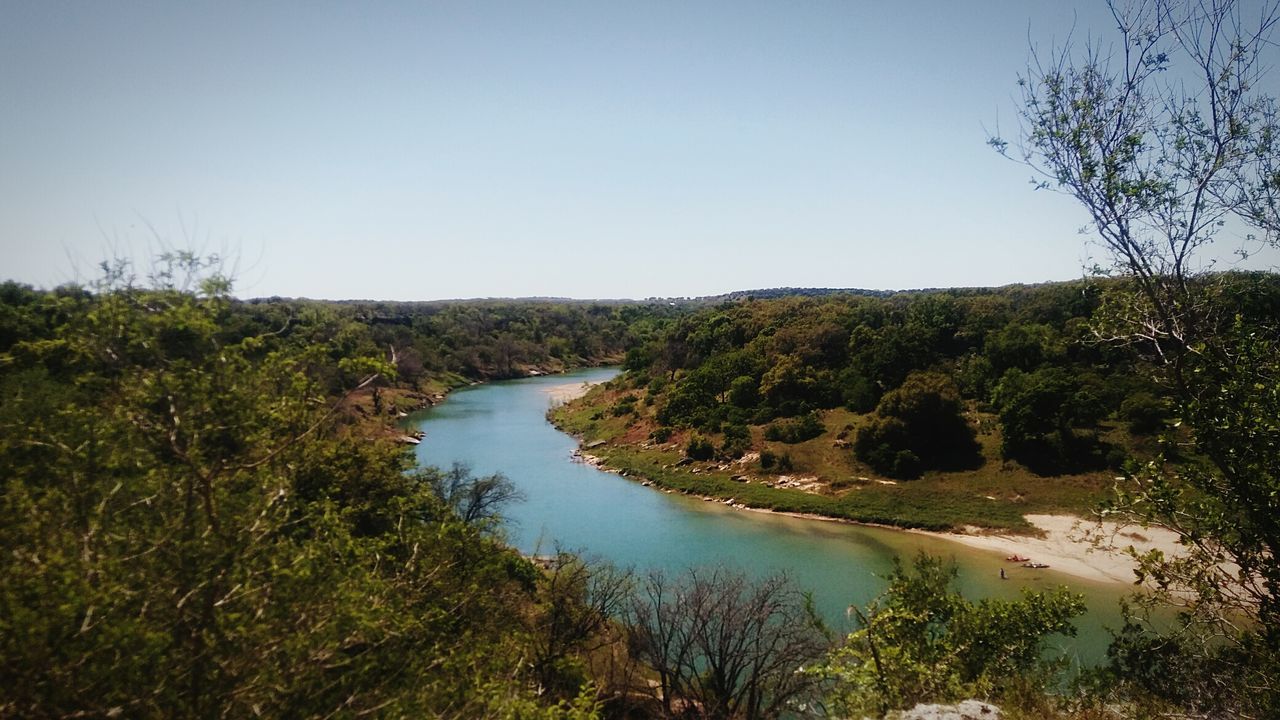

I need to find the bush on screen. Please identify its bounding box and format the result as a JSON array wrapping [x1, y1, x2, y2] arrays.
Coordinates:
[[854, 417, 922, 479], [719, 423, 751, 459], [759, 450, 793, 472], [760, 449, 777, 470], [1120, 391, 1165, 435], [685, 434, 715, 460], [649, 426, 673, 443], [645, 376, 667, 402], [812, 553, 1084, 717], [762, 412, 825, 444]]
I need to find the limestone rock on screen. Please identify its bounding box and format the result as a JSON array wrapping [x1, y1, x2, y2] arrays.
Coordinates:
[[886, 700, 1001, 720]]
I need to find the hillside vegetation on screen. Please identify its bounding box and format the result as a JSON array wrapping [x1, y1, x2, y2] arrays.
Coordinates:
[[552, 277, 1280, 531]]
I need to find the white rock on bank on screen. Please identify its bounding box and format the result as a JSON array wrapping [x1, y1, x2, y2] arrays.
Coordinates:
[[883, 700, 1001, 720]]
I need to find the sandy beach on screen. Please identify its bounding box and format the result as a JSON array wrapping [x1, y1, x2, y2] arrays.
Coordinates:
[[910, 514, 1184, 585], [718, 502, 1182, 586], [542, 380, 603, 404]]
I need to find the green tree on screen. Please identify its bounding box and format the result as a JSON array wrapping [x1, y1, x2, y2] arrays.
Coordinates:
[[992, 367, 1108, 474], [854, 372, 981, 479], [812, 553, 1084, 718]]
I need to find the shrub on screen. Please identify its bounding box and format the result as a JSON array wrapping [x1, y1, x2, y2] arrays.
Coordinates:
[[719, 423, 751, 459], [1120, 391, 1165, 435], [760, 449, 777, 470], [645, 376, 667, 402], [759, 450, 793, 472], [685, 434, 715, 461], [762, 412, 825, 444], [649, 426, 674, 443], [812, 553, 1084, 717], [776, 452, 794, 471], [854, 417, 922, 479]]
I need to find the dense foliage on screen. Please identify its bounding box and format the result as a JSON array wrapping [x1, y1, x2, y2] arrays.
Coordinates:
[[854, 372, 980, 479], [318, 297, 677, 382], [0, 262, 603, 719], [16, 259, 1276, 718], [622, 280, 1178, 477]]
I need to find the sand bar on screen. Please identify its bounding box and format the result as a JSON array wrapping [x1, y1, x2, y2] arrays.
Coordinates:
[[694, 499, 1184, 586], [910, 514, 1184, 585], [542, 380, 602, 404]]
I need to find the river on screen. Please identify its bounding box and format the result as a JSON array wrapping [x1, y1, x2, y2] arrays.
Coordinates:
[[407, 366, 1136, 666]]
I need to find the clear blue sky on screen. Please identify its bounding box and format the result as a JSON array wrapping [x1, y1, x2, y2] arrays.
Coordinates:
[[0, 1, 1268, 300]]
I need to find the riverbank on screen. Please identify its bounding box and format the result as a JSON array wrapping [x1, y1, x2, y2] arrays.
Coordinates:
[[574, 445, 1180, 586], [349, 365, 618, 441], [742, 506, 1182, 586], [914, 513, 1182, 585], [408, 367, 1140, 663], [552, 382, 1182, 586], [549, 377, 1142, 532]]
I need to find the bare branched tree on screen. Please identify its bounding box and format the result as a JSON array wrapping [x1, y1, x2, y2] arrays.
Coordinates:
[[994, 1, 1280, 715], [529, 551, 635, 698], [994, 0, 1280, 374], [424, 462, 525, 527], [626, 568, 827, 720]]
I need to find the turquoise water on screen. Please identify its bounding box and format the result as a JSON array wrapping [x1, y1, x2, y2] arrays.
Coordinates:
[[407, 367, 1135, 665]]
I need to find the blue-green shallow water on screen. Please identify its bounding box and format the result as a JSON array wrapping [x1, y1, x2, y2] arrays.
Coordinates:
[[407, 367, 1134, 667]]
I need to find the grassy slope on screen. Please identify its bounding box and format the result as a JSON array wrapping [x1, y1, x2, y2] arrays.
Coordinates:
[[550, 382, 1130, 533]]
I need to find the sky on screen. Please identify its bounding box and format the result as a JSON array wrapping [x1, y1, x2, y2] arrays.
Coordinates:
[[1, 1, 1274, 300]]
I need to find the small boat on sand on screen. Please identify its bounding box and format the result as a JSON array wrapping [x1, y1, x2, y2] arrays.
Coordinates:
[[1005, 554, 1030, 562], [1022, 562, 1051, 569]]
